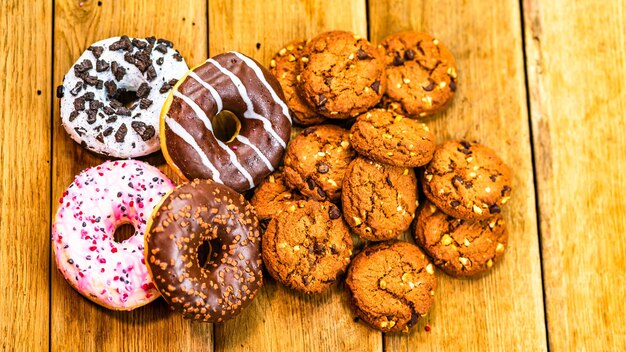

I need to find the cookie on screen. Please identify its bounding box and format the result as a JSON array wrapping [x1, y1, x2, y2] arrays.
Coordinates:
[[380, 32, 457, 117], [283, 125, 355, 202], [422, 140, 512, 221], [262, 200, 353, 294], [298, 31, 386, 119], [270, 40, 326, 126], [414, 201, 508, 277], [350, 108, 436, 167], [342, 157, 418, 241], [346, 240, 436, 333], [250, 169, 305, 221]]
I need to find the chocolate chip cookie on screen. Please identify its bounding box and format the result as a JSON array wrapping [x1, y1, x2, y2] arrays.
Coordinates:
[[414, 200, 508, 277], [342, 157, 418, 241], [380, 32, 457, 117], [270, 39, 326, 126], [350, 108, 436, 167], [298, 31, 386, 119], [250, 169, 305, 221], [283, 125, 355, 202], [422, 140, 512, 220], [262, 200, 353, 294], [346, 240, 437, 333]]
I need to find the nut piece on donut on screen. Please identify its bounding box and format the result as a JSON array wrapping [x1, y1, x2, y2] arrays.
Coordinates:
[[160, 51, 292, 193], [59, 36, 189, 158], [145, 179, 263, 322]]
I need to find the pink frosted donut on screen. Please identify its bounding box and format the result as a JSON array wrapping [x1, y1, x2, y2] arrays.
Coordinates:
[[52, 160, 175, 310]]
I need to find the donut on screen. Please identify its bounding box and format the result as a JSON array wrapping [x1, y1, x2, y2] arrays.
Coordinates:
[[160, 51, 292, 193], [144, 179, 263, 322], [58, 36, 189, 158], [52, 160, 176, 310]]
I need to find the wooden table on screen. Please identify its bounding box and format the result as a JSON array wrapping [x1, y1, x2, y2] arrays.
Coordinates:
[[1, 0, 625, 350]]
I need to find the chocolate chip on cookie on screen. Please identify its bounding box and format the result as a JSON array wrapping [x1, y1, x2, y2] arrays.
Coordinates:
[[262, 200, 353, 294], [342, 157, 418, 241], [283, 125, 355, 202], [380, 32, 457, 117], [298, 31, 386, 119], [270, 39, 326, 126], [346, 240, 437, 333], [251, 169, 306, 221], [414, 200, 508, 277], [422, 140, 512, 221], [350, 108, 436, 167]]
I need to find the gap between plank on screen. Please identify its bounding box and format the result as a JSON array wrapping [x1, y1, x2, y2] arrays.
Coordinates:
[[517, 0, 550, 350], [48, 1, 56, 351]]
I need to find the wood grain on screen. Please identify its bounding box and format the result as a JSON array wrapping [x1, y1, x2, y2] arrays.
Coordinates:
[[524, 0, 626, 349], [369, 0, 547, 350], [209, 1, 381, 351], [0, 1, 52, 350], [51, 1, 211, 350]]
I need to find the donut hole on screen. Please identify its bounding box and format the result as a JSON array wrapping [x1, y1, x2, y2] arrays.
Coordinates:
[[197, 239, 223, 269], [115, 89, 140, 108], [213, 110, 241, 143], [113, 223, 136, 243]]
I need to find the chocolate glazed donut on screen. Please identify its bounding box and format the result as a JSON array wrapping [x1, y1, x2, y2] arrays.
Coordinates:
[[160, 51, 292, 193], [144, 179, 263, 322]]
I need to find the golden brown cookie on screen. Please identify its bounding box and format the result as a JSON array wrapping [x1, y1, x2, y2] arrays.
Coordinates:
[[342, 157, 418, 241], [298, 31, 386, 119], [250, 169, 305, 221], [350, 108, 436, 167], [346, 240, 437, 333], [262, 200, 353, 294], [413, 200, 508, 277], [270, 39, 326, 126], [283, 125, 355, 202], [380, 32, 457, 117]]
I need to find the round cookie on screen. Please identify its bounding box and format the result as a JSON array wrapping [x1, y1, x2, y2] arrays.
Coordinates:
[[342, 157, 418, 241], [414, 201, 508, 277], [270, 39, 326, 126], [262, 200, 353, 294], [298, 31, 386, 119], [350, 108, 436, 167], [380, 32, 457, 117], [346, 240, 437, 333], [422, 140, 512, 221], [250, 169, 305, 221], [283, 125, 355, 202]]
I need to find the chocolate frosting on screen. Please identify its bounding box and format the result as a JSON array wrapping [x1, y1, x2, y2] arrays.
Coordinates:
[[145, 179, 263, 322]]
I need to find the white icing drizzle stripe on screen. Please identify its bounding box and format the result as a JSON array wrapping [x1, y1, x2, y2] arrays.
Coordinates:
[[230, 51, 292, 124], [235, 135, 275, 172], [173, 91, 255, 188], [164, 116, 223, 184], [206, 58, 287, 149], [188, 72, 223, 112]]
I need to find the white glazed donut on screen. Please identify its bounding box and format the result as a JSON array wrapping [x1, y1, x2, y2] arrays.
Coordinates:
[[52, 160, 175, 310], [59, 36, 189, 158]]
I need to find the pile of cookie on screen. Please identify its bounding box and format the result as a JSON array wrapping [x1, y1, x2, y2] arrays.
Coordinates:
[[252, 30, 513, 333]]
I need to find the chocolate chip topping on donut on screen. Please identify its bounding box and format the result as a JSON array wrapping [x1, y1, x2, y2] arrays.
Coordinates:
[[145, 179, 262, 322]]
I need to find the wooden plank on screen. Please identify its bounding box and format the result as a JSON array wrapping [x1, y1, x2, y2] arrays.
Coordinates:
[[51, 1, 212, 350], [0, 1, 52, 350], [208, 1, 381, 351], [524, 0, 626, 349], [369, 0, 547, 350]]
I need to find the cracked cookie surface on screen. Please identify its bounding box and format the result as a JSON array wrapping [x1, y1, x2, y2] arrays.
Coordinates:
[[283, 125, 355, 202], [262, 200, 353, 294], [422, 140, 512, 220], [414, 200, 508, 277], [342, 157, 418, 241], [346, 240, 437, 333], [380, 31, 457, 117], [298, 31, 386, 119], [270, 39, 326, 126], [251, 169, 305, 221], [350, 108, 436, 167]]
